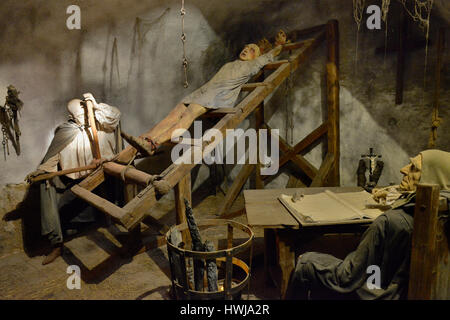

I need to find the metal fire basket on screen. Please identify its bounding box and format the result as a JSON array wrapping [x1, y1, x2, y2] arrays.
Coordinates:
[[166, 219, 254, 300]]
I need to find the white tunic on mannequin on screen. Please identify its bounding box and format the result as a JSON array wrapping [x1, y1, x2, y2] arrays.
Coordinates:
[[39, 103, 121, 179]]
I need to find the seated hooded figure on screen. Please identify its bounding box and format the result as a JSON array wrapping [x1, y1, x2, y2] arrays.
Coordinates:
[[118, 42, 283, 163], [25, 93, 121, 265], [285, 149, 450, 300]]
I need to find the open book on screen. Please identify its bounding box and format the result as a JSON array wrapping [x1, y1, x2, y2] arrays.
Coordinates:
[[278, 190, 384, 224]]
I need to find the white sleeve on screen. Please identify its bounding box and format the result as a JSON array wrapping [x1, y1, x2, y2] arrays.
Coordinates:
[[94, 103, 121, 132], [38, 153, 59, 173], [248, 51, 275, 76]]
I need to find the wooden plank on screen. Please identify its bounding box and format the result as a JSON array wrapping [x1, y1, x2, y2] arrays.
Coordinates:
[[244, 187, 363, 229], [326, 20, 340, 186], [265, 123, 328, 173], [289, 154, 318, 181], [174, 173, 191, 225], [78, 167, 105, 191], [218, 164, 255, 217], [264, 60, 289, 70], [310, 153, 335, 187], [71, 185, 131, 226], [241, 82, 272, 92], [408, 183, 440, 300]]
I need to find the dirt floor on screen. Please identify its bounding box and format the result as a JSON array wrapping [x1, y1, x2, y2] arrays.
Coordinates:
[[0, 186, 280, 300]]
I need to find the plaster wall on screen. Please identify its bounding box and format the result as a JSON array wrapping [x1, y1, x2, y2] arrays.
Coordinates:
[[0, 0, 448, 193]]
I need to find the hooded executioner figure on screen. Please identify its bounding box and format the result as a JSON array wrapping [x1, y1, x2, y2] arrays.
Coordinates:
[[285, 149, 450, 300], [118, 42, 283, 163], [26, 93, 121, 265]]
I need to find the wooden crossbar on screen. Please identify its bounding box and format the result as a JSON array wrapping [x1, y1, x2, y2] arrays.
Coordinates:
[[72, 24, 330, 231]]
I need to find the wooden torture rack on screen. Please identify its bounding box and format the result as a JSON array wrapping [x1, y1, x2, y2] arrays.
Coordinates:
[[69, 20, 340, 247]]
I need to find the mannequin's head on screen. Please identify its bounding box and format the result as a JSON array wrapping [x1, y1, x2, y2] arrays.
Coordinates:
[[275, 29, 287, 46], [239, 44, 261, 61], [399, 154, 422, 191], [67, 99, 86, 126]]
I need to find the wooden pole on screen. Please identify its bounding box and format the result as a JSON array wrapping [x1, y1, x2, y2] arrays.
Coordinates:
[[408, 184, 440, 300], [174, 173, 191, 225], [85, 100, 101, 159], [30, 164, 98, 183], [326, 20, 340, 187]]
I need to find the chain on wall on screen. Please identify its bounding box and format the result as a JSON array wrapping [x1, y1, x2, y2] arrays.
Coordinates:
[[0, 85, 23, 161], [181, 0, 189, 88]]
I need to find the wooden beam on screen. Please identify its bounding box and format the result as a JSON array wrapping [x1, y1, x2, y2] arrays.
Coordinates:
[[326, 20, 340, 186], [218, 164, 255, 217], [103, 162, 153, 186], [174, 173, 191, 225], [241, 82, 273, 92], [408, 183, 440, 300], [31, 164, 97, 183], [288, 24, 326, 39], [264, 60, 289, 70], [71, 185, 131, 226], [85, 100, 101, 159], [261, 123, 326, 181], [78, 167, 105, 191], [310, 153, 335, 187], [254, 104, 265, 190]]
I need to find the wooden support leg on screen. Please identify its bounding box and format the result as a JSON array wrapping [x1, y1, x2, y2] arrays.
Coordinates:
[[275, 230, 296, 299], [174, 173, 192, 225], [218, 164, 255, 217], [264, 229, 277, 286], [408, 183, 441, 300], [255, 104, 265, 190]]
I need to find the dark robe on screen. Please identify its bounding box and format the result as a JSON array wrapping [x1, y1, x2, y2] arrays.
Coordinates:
[[286, 204, 415, 300]]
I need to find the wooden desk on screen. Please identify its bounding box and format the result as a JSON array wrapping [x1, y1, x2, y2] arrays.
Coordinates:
[[244, 187, 374, 298]]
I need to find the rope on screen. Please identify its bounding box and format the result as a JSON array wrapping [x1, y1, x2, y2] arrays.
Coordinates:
[[382, 0, 391, 66]]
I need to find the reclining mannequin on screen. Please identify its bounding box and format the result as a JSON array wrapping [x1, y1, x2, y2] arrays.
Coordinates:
[[118, 42, 283, 163]]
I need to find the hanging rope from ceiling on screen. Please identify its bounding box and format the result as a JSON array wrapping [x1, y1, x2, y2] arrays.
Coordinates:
[[353, 0, 365, 71], [180, 0, 189, 88], [382, 0, 391, 65]]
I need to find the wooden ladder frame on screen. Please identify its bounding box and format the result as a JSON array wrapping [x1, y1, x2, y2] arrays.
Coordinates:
[[70, 20, 340, 232]]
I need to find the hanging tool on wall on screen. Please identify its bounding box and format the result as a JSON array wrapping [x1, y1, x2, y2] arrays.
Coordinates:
[[0, 85, 23, 160], [357, 148, 384, 192]]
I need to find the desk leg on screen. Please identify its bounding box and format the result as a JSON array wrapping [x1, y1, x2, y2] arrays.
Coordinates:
[[264, 229, 277, 286], [276, 230, 296, 299]]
